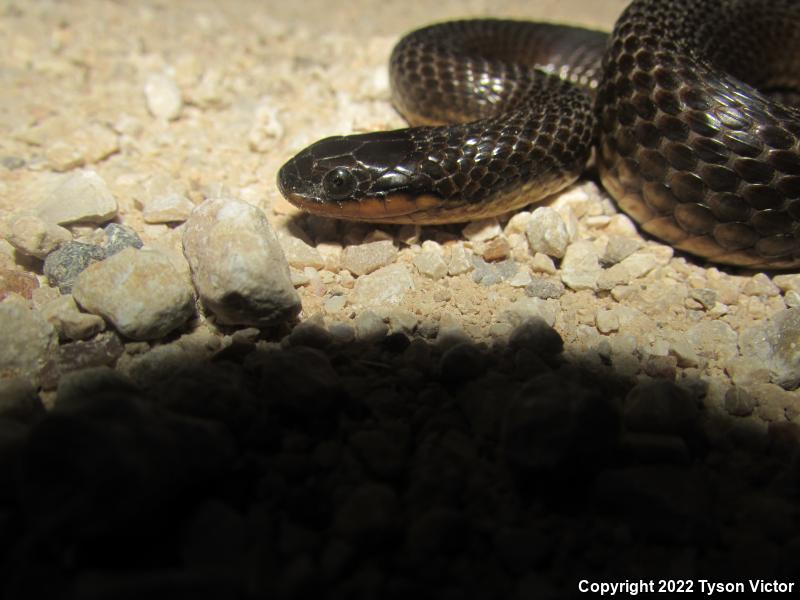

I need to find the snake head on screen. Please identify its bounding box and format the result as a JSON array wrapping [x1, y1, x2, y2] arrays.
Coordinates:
[[277, 131, 443, 222]]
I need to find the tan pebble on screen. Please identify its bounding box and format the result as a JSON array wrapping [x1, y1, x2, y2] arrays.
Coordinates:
[[743, 273, 781, 297], [144, 73, 183, 120], [40, 294, 105, 341], [0, 268, 39, 301], [341, 240, 397, 276], [482, 237, 510, 262], [504, 211, 532, 234], [596, 309, 619, 334], [773, 274, 800, 294], [7, 214, 72, 259], [604, 213, 639, 237], [530, 252, 556, 274], [413, 250, 448, 279]]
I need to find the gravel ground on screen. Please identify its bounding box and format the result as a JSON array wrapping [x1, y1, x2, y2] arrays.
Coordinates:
[[1, 1, 799, 598]]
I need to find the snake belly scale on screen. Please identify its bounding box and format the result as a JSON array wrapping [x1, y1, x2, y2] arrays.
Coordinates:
[[277, 0, 800, 269]]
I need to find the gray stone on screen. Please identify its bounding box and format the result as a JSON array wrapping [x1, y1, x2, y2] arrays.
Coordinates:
[[103, 223, 143, 256], [44, 241, 107, 294]]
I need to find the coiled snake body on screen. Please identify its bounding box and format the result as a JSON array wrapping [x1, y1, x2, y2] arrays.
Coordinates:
[[278, 0, 800, 269]]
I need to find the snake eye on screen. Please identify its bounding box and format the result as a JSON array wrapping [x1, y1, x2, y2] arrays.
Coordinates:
[[322, 167, 357, 200]]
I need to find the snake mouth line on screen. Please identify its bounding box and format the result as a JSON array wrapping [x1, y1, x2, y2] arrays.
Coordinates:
[[284, 192, 446, 223]]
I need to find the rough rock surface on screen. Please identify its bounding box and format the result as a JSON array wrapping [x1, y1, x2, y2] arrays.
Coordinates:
[[182, 198, 301, 326], [33, 170, 118, 225], [73, 247, 195, 340], [0, 297, 58, 384]]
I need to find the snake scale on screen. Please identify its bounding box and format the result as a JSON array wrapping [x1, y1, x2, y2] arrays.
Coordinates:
[[277, 0, 800, 269]]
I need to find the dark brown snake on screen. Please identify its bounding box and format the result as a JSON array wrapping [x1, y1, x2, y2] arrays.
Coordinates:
[[277, 0, 800, 269]]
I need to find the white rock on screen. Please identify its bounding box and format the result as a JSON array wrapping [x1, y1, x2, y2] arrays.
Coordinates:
[[144, 73, 183, 120], [182, 199, 301, 326], [560, 240, 601, 291], [526, 207, 569, 259], [447, 245, 473, 276], [0, 298, 58, 385], [35, 170, 118, 225], [413, 250, 448, 279], [6, 214, 72, 259], [341, 240, 398, 276], [73, 247, 195, 340], [352, 263, 414, 307], [40, 294, 106, 340]]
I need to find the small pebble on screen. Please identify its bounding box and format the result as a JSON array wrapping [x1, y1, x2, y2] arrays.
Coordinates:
[[6, 214, 72, 259], [354, 310, 388, 342], [0, 298, 58, 385], [601, 235, 642, 266], [182, 199, 301, 327], [413, 250, 448, 279], [35, 170, 118, 226], [73, 248, 195, 340], [447, 245, 473, 275], [40, 294, 106, 341], [44, 241, 107, 294], [462, 217, 501, 242], [596, 309, 619, 334], [482, 237, 511, 262], [525, 207, 569, 259], [352, 264, 414, 307], [103, 223, 143, 256], [323, 294, 347, 313], [0, 268, 39, 301], [281, 235, 326, 270], [341, 240, 397, 276], [144, 73, 183, 120], [143, 192, 195, 223], [560, 240, 601, 291], [525, 277, 565, 300]]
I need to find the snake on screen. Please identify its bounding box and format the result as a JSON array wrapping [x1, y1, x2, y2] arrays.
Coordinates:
[[277, 0, 800, 269]]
